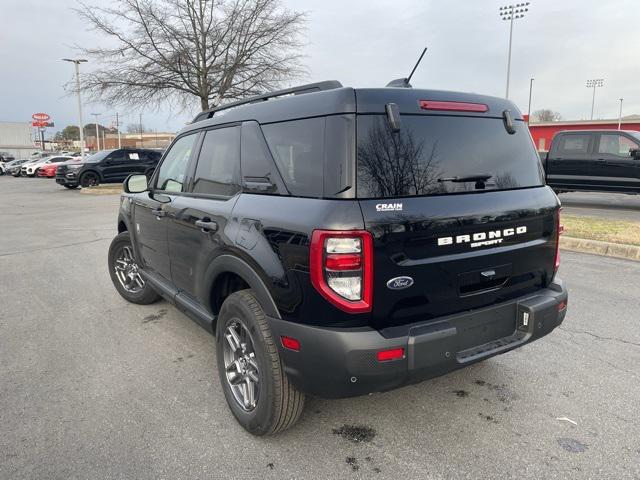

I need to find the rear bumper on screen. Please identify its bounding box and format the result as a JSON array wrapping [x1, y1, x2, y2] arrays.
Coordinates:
[[269, 278, 568, 398]]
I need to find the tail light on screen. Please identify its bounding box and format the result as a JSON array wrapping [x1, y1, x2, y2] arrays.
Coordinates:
[[419, 100, 489, 112], [310, 230, 373, 313], [554, 210, 563, 272]]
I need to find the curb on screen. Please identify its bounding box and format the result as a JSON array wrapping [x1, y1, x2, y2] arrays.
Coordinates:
[[80, 185, 122, 195], [560, 236, 640, 262]]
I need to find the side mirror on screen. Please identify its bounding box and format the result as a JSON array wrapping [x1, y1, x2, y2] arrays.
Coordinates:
[[124, 174, 149, 193], [630, 148, 640, 159]]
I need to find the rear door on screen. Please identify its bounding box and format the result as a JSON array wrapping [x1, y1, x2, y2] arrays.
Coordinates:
[[546, 132, 595, 188], [166, 124, 241, 299], [355, 113, 559, 333], [593, 132, 640, 193]]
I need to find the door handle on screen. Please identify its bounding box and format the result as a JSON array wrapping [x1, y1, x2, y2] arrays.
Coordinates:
[[195, 219, 218, 232], [151, 208, 166, 218]]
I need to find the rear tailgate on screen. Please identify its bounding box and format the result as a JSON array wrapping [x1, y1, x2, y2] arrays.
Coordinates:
[[354, 88, 560, 333], [359, 188, 559, 332]]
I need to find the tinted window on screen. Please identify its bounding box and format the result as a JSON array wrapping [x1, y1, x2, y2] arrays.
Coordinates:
[[107, 151, 126, 162], [192, 127, 241, 196], [155, 134, 197, 192], [262, 117, 324, 197], [240, 122, 284, 194], [558, 134, 590, 154], [85, 150, 112, 163], [356, 115, 544, 198], [598, 134, 638, 157]]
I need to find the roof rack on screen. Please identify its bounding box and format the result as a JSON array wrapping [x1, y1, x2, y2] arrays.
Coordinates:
[[192, 80, 343, 123]]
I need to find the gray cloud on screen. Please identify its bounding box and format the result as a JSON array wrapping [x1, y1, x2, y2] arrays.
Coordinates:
[[1, 0, 638, 138]]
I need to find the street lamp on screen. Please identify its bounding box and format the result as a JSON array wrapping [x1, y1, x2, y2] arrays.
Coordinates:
[[527, 77, 534, 124], [618, 98, 623, 130], [499, 3, 530, 99], [62, 58, 88, 160], [90, 113, 101, 151], [586, 78, 604, 120]]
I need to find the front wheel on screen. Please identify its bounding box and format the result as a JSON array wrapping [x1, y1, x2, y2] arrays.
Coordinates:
[[108, 231, 160, 305], [80, 171, 100, 187], [216, 290, 305, 435]]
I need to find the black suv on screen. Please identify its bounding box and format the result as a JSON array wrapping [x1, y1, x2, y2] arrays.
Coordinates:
[[108, 81, 568, 435], [56, 148, 162, 189]]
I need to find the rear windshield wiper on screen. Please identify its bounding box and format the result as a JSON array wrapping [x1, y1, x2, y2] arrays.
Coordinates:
[[438, 174, 493, 183]]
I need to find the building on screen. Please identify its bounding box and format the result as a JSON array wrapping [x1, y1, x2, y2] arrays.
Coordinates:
[[81, 132, 175, 151], [0, 122, 37, 158], [528, 115, 640, 151]]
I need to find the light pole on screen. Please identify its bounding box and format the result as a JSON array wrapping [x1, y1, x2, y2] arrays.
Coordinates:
[[90, 113, 101, 151], [586, 78, 604, 120], [527, 77, 534, 124], [618, 98, 623, 130], [115, 112, 121, 148], [62, 58, 87, 160], [499, 3, 530, 99]]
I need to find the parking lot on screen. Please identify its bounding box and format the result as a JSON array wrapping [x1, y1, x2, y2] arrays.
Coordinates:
[[1, 176, 639, 479]]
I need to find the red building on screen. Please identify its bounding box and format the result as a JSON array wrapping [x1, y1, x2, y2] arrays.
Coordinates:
[[527, 115, 640, 151]]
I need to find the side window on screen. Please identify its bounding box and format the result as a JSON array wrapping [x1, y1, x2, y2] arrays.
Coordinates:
[[598, 134, 638, 157], [126, 151, 142, 161], [240, 122, 285, 195], [192, 126, 241, 196], [261, 117, 324, 197], [558, 134, 591, 155], [106, 151, 126, 163], [155, 134, 197, 193]]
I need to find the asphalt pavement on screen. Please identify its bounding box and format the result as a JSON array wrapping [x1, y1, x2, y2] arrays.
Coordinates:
[[1, 176, 639, 479], [558, 191, 640, 222]]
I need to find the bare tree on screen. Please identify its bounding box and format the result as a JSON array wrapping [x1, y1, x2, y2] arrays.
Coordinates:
[[76, 0, 307, 111], [532, 109, 562, 122], [126, 123, 150, 134]]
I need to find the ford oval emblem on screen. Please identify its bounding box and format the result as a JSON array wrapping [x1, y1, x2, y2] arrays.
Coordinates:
[[386, 276, 414, 290]]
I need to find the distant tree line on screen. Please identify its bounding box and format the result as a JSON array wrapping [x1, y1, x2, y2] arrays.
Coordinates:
[[532, 109, 562, 122]]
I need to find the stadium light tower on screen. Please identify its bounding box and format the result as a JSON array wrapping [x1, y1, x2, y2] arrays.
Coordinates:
[[586, 78, 604, 120], [499, 3, 530, 99]]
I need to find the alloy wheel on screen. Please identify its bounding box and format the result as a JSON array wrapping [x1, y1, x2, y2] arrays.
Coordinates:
[[114, 245, 145, 293], [223, 320, 260, 411]]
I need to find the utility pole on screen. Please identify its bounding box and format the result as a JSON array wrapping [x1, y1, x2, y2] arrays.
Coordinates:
[[139, 113, 143, 147], [116, 112, 121, 148], [527, 77, 534, 124], [499, 3, 530, 99], [586, 78, 604, 120], [62, 58, 88, 159], [618, 98, 624, 130], [90, 113, 101, 151]]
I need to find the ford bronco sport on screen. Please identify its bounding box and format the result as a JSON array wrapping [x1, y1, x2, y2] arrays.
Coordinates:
[[108, 80, 568, 435]]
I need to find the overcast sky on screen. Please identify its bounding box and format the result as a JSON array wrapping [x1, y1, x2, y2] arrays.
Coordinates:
[[1, 0, 638, 138]]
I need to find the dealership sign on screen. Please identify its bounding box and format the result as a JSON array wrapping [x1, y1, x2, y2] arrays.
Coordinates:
[[32, 113, 51, 122]]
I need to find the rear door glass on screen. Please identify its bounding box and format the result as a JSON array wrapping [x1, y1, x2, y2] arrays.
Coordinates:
[[261, 117, 324, 197], [356, 115, 544, 198]]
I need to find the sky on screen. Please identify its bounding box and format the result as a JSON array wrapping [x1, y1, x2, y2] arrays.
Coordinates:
[[1, 0, 639, 139]]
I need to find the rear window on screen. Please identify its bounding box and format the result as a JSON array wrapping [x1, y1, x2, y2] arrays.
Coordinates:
[[356, 115, 544, 198]]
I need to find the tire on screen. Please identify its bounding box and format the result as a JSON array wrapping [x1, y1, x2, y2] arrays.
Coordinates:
[[216, 290, 304, 435], [108, 231, 160, 305], [80, 171, 100, 187], [63, 184, 79, 189]]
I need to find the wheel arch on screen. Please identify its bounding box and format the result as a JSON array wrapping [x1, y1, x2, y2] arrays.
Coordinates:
[[202, 255, 281, 320]]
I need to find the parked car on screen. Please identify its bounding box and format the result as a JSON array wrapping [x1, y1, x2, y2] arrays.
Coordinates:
[[107, 81, 568, 435], [7, 159, 31, 176], [55, 148, 162, 189], [35, 156, 76, 177], [544, 130, 640, 194], [0, 151, 15, 163], [20, 156, 73, 177]]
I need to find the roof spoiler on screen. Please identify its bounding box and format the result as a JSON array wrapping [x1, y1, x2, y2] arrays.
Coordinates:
[[192, 80, 343, 123]]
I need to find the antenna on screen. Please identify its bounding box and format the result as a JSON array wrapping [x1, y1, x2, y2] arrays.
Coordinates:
[[386, 47, 428, 88]]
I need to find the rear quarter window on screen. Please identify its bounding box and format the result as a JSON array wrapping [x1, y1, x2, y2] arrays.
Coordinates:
[[558, 134, 591, 155], [356, 115, 544, 198]]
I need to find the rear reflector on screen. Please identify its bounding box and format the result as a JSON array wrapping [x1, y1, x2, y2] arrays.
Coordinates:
[[325, 253, 362, 271], [377, 348, 405, 362], [558, 301, 567, 312], [419, 100, 489, 113], [281, 336, 300, 351]]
